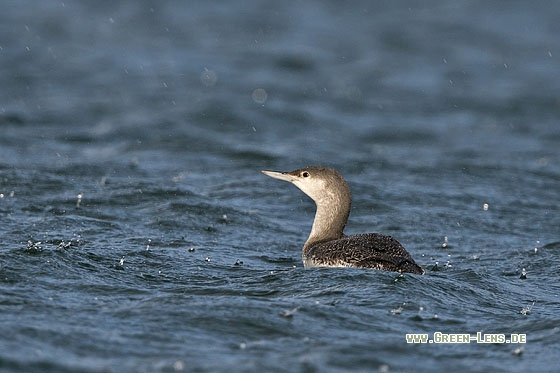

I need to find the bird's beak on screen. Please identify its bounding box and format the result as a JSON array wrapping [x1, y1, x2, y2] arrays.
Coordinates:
[[262, 170, 297, 183]]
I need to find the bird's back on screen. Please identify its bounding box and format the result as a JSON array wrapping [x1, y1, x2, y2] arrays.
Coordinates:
[[303, 233, 424, 274]]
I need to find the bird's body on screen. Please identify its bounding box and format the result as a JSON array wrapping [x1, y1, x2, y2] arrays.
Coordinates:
[[262, 166, 424, 275], [304, 233, 424, 273]]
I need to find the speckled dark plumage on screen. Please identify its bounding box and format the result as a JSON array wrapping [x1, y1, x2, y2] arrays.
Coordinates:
[[304, 233, 424, 274]]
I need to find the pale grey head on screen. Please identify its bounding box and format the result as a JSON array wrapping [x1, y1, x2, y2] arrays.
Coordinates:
[[261, 166, 351, 250]]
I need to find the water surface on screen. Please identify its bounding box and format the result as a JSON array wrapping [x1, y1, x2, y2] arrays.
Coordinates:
[[1, 1, 559, 372]]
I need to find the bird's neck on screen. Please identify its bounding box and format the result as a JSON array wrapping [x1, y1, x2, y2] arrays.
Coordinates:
[[304, 192, 351, 250]]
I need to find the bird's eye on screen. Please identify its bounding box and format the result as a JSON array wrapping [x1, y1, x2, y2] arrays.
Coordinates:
[[302, 171, 309, 178]]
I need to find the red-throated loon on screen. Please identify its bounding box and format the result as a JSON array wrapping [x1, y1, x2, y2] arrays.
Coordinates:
[[262, 166, 424, 274]]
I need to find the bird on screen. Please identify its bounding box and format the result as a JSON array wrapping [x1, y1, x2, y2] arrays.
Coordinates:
[[262, 166, 424, 274]]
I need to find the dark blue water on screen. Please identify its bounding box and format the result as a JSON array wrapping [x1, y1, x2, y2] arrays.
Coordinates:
[[1, 1, 560, 372]]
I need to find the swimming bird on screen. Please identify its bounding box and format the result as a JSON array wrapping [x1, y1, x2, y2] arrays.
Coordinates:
[[262, 166, 424, 274]]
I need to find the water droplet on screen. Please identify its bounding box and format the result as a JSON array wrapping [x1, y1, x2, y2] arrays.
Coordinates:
[[200, 68, 218, 87], [173, 360, 185, 371], [483, 203, 489, 211], [281, 307, 300, 318], [251, 88, 268, 104], [520, 300, 535, 315]]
